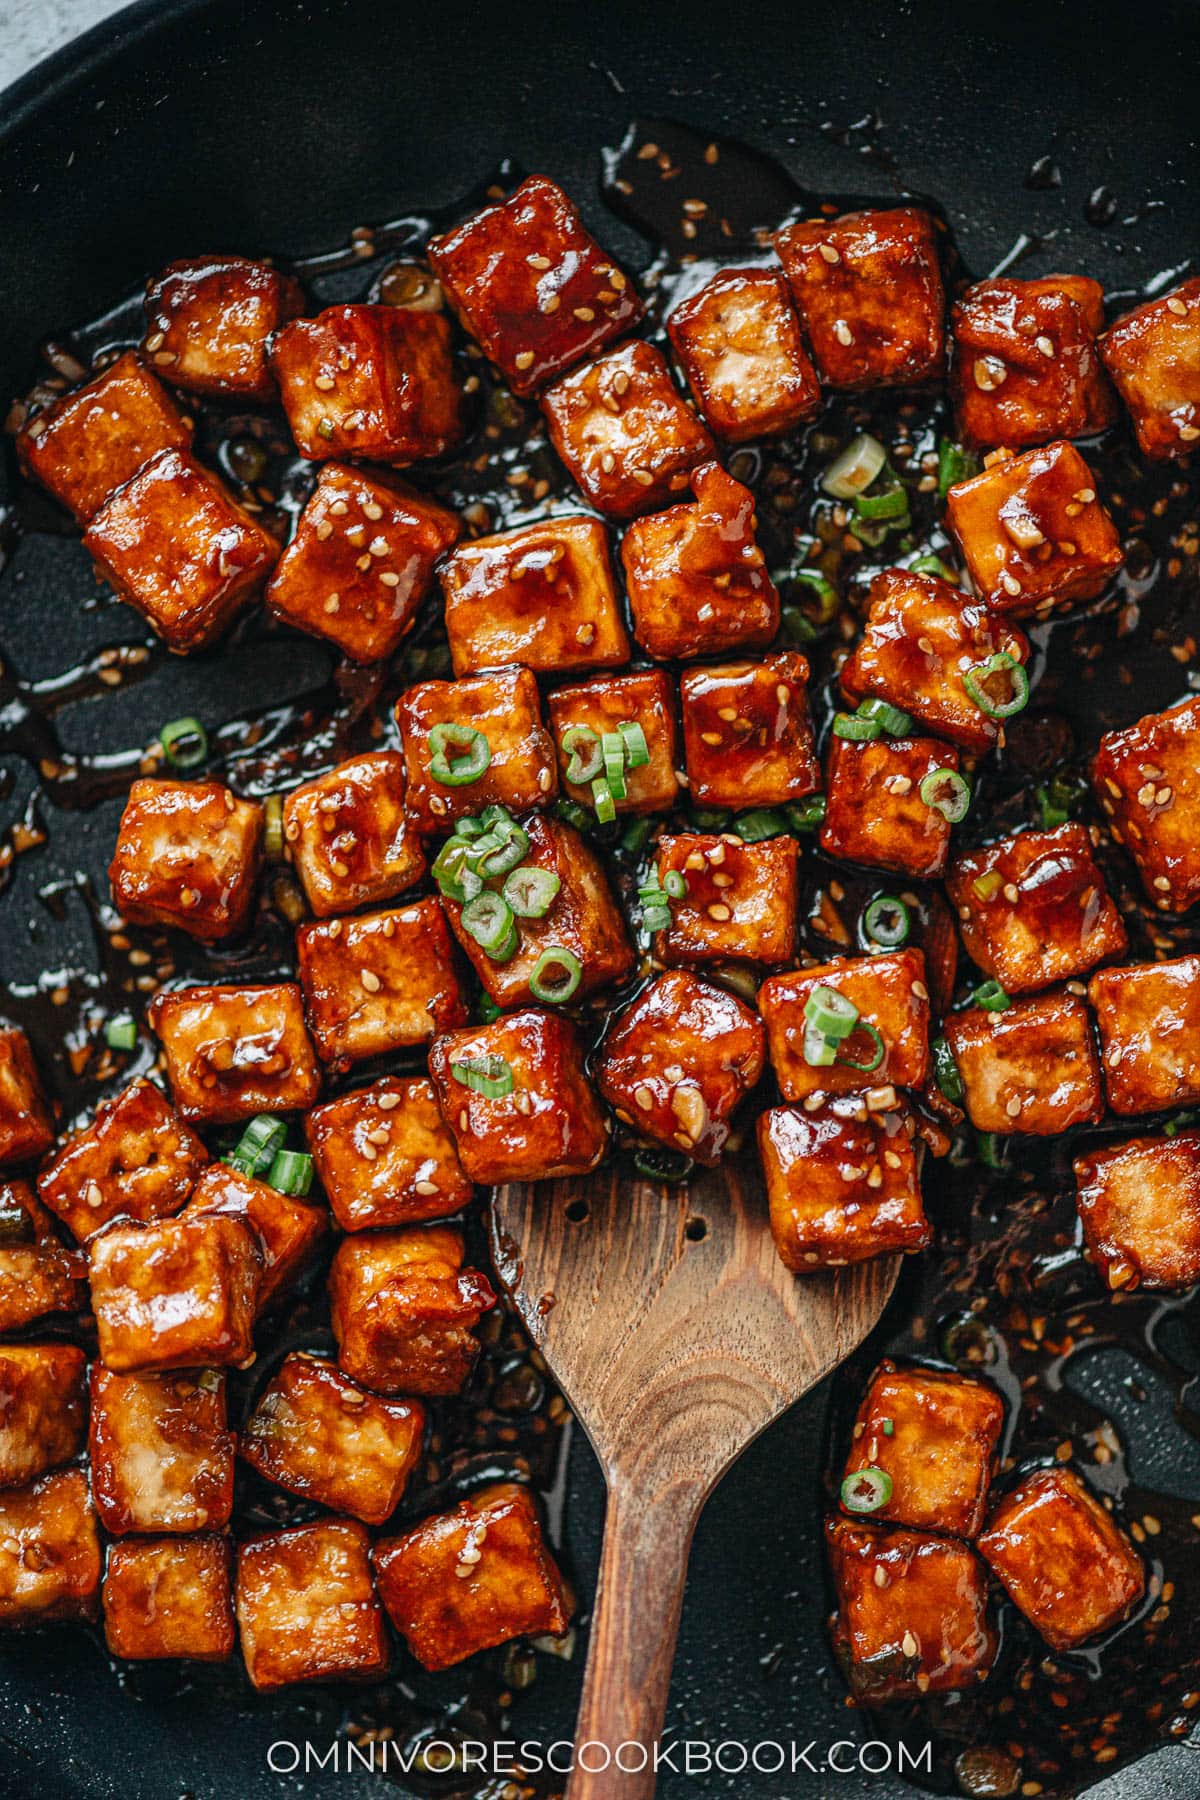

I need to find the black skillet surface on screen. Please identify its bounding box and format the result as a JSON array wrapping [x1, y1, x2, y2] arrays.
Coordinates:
[[2, 2, 1200, 1797]]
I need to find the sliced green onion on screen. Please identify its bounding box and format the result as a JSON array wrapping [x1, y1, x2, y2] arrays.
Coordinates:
[[529, 946, 582, 1004], [601, 731, 628, 801], [476, 993, 502, 1024], [976, 1131, 1005, 1170], [662, 870, 688, 900], [787, 795, 826, 832], [804, 984, 860, 1042], [832, 712, 881, 743], [735, 808, 789, 842], [963, 653, 1030, 720], [937, 438, 980, 499], [863, 895, 911, 948], [451, 1054, 513, 1099], [480, 804, 515, 830], [432, 836, 477, 902], [461, 891, 516, 956], [633, 1146, 694, 1183], [790, 567, 839, 619], [781, 604, 820, 645], [933, 1036, 964, 1104], [854, 482, 909, 523], [591, 777, 616, 824], [822, 433, 887, 500], [263, 795, 285, 859], [104, 1015, 137, 1051], [268, 1149, 313, 1197], [881, 1418, 895, 1436], [856, 698, 913, 738], [920, 768, 971, 823], [1036, 773, 1085, 831], [835, 1021, 886, 1073], [475, 822, 529, 879], [159, 716, 208, 769], [802, 1021, 839, 1067], [619, 816, 655, 856], [618, 721, 650, 769], [972, 870, 1003, 902], [973, 980, 1011, 1013], [840, 1467, 893, 1515], [429, 722, 490, 786], [689, 807, 730, 830], [456, 813, 488, 840], [233, 1114, 286, 1176], [561, 726, 602, 785], [643, 909, 672, 933], [909, 553, 959, 582], [555, 798, 594, 832], [503, 866, 561, 919]]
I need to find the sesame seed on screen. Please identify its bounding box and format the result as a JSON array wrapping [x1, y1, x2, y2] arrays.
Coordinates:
[[514, 351, 535, 371], [901, 1631, 918, 1658], [527, 253, 552, 270], [1167, 296, 1188, 316], [999, 570, 1022, 596], [833, 320, 854, 346], [631, 467, 654, 486], [415, 1179, 438, 1196], [818, 243, 841, 263], [541, 294, 560, 314], [974, 355, 1007, 391], [574, 307, 595, 322], [707, 903, 731, 921], [1036, 334, 1055, 357], [314, 374, 335, 391], [360, 969, 382, 992]]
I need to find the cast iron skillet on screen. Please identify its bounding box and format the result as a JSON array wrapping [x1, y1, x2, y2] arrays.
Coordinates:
[[1, 2, 1199, 1796]]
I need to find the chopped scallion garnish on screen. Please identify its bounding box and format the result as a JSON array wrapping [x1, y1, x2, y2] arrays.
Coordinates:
[[972, 980, 1011, 1012], [561, 725, 602, 785], [503, 866, 561, 919], [451, 1055, 514, 1099], [267, 1149, 313, 1197], [822, 433, 887, 500], [104, 1015, 137, 1052], [863, 895, 911, 948], [428, 722, 490, 786], [963, 652, 1030, 720], [919, 768, 971, 823], [529, 946, 582, 1005], [159, 716, 208, 769], [840, 1466, 893, 1514]]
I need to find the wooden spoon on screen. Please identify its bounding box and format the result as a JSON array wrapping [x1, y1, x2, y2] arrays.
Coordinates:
[[489, 1153, 898, 1800]]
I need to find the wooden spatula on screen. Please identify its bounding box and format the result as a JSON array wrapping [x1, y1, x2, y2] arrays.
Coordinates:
[[489, 1152, 899, 1800]]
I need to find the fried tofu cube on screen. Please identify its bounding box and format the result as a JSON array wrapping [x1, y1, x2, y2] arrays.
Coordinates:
[[1089, 954, 1200, 1116], [329, 1225, 495, 1396], [104, 1535, 234, 1661], [620, 462, 779, 660], [946, 823, 1127, 994], [38, 1078, 207, 1244], [306, 1076, 472, 1232], [826, 1516, 996, 1701], [945, 440, 1123, 619], [0, 1345, 86, 1489], [944, 991, 1102, 1137], [89, 1214, 262, 1373], [0, 1470, 100, 1627], [181, 1163, 326, 1311], [396, 664, 558, 830], [0, 1182, 86, 1333], [83, 448, 280, 652], [297, 899, 467, 1068], [236, 1518, 388, 1690], [269, 304, 463, 464], [842, 1361, 1004, 1539], [758, 1102, 928, 1269], [681, 652, 819, 808], [0, 1028, 54, 1171], [548, 669, 680, 815], [283, 752, 425, 918], [428, 1010, 609, 1184], [143, 255, 305, 401], [840, 567, 1031, 754], [374, 1480, 571, 1671], [950, 275, 1116, 449], [775, 208, 945, 391], [17, 349, 192, 524], [653, 833, 799, 968], [979, 1468, 1144, 1650], [89, 1365, 232, 1533], [759, 950, 932, 1103], [240, 1352, 424, 1525], [1100, 277, 1200, 460], [820, 736, 960, 880], [541, 340, 714, 519], [1091, 697, 1200, 912], [666, 266, 820, 442], [1073, 1131, 1200, 1292], [149, 982, 321, 1125], [109, 778, 263, 941]]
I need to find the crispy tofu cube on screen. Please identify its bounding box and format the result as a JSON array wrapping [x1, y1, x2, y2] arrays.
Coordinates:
[[596, 971, 764, 1166], [548, 669, 679, 815], [541, 340, 714, 518], [775, 208, 945, 391], [1089, 954, 1200, 1116], [0, 1470, 100, 1627], [820, 736, 960, 880], [1073, 1131, 1200, 1292], [109, 778, 264, 941], [396, 664, 558, 831], [38, 1078, 207, 1244], [240, 1352, 424, 1525], [89, 1214, 262, 1373], [950, 275, 1116, 449], [667, 266, 820, 442], [265, 462, 460, 664], [149, 982, 321, 1125], [979, 1467, 1144, 1650], [297, 899, 467, 1068], [0, 1028, 54, 1170], [428, 1010, 609, 1184], [89, 1365, 232, 1533], [653, 833, 799, 968], [826, 1515, 996, 1701], [944, 991, 1102, 1137], [143, 255, 305, 401], [0, 1345, 86, 1489], [1092, 697, 1200, 911], [0, 1181, 86, 1333], [84, 448, 280, 652], [283, 752, 425, 918], [329, 1225, 495, 1396], [946, 823, 1127, 994], [842, 1360, 1004, 1539], [945, 440, 1123, 619], [1100, 277, 1200, 460], [758, 1102, 928, 1270], [620, 462, 779, 660], [759, 950, 931, 1103], [374, 1480, 571, 1671], [681, 652, 819, 808], [269, 303, 463, 464], [182, 1163, 326, 1311], [306, 1075, 472, 1232], [17, 349, 192, 524], [104, 1535, 234, 1661], [236, 1517, 388, 1690], [840, 567, 1031, 754]]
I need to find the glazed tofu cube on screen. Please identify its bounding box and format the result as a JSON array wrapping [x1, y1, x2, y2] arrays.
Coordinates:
[[374, 1481, 571, 1671], [596, 971, 765, 1166], [306, 1076, 472, 1232], [104, 1535, 234, 1661], [945, 440, 1123, 619], [541, 340, 714, 518], [979, 1468, 1144, 1650], [950, 275, 1116, 449], [181, 1163, 326, 1311], [240, 1352, 424, 1525], [758, 1102, 928, 1270], [17, 349, 192, 524], [758, 950, 931, 1103], [265, 462, 460, 664], [89, 1365, 232, 1533], [548, 669, 680, 816], [329, 1225, 496, 1396], [109, 778, 264, 941], [681, 652, 819, 808], [0, 1344, 87, 1489], [943, 991, 1103, 1137], [269, 303, 463, 464], [395, 664, 557, 831], [38, 1078, 207, 1244], [653, 833, 799, 968], [236, 1518, 388, 1690], [1100, 277, 1200, 460], [840, 567, 1031, 754], [820, 736, 960, 881], [666, 266, 820, 442], [0, 1028, 54, 1170], [297, 899, 467, 1068], [620, 462, 779, 660], [1092, 697, 1200, 911], [143, 255, 305, 401], [283, 752, 425, 918], [0, 1470, 100, 1627], [428, 1010, 609, 1184], [842, 1360, 1004, 1539], [89, 1214, 262, 1373], [946, 823, 1127, 994], [83, 448, 280, 652], [1089, 954, 1200, 1116], [149, 982, 321, 1125], [0, 1182, 86, 1334], [774, 207, 945, 391], [1073, 1131, 1200, 1292], [826, 1516, 996, 1701]]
